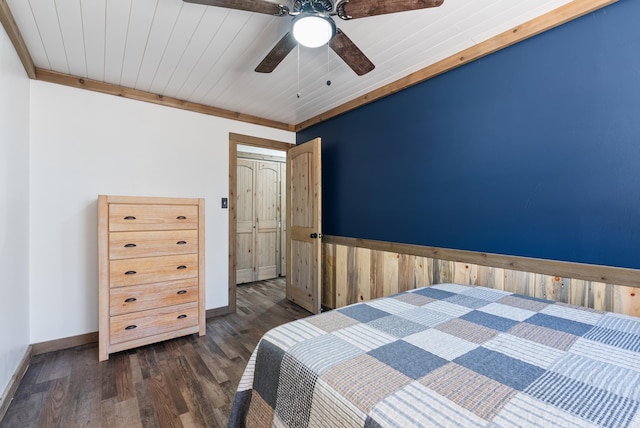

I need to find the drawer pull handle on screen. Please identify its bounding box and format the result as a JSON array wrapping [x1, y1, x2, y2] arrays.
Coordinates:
[[124, 243, 137, 248], [176, 241, 187, 245], [176, 216, 187, 220], [177, 290, 187, 295], [124, 270, 137, 275], [177, 314, 187, 319], [125, 325, 137, 330], [124, 216, 136, 220], [176, 265, 187, 270], [124, 297, 137, 303]]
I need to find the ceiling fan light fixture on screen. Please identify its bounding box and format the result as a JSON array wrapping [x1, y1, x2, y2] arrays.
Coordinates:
[[292, 14, 336, 48]]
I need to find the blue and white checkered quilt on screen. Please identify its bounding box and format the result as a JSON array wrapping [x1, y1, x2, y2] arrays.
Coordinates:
[[228, 283, 640, 427]]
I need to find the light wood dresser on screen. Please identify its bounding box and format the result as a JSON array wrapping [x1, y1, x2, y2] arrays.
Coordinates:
[[98, 195, 205, 361]]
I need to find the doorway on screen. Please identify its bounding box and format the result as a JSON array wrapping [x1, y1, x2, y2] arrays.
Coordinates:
[[228, 133, 294, 313], [236, 150, 286, 283]]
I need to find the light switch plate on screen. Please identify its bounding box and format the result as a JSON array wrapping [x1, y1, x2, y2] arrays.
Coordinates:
[[221, 197, 228, 209]]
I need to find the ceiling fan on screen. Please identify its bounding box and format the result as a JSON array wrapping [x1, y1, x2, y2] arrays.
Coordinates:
[[183, 0, 444, 76]]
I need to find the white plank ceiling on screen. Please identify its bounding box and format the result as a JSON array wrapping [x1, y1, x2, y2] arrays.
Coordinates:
[[7, 0, 573, 125]]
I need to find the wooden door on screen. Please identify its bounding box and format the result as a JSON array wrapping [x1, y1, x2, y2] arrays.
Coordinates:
[[280, 162, 287, 276], [255, 161, 279, 280], [236, 159, 255, 284], [286, 138, 322, 314]]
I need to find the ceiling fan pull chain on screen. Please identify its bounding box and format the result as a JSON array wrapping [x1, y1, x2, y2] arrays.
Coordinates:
[[297, 44, 301, 99], [326, 43, 331, 87]]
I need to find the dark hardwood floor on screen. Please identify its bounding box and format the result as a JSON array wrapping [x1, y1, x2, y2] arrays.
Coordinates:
[[1, 278, 310, 428]]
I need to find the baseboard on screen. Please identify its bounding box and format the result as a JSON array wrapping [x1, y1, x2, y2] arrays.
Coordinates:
[[206, 306, 230, 319], [0, 345, 33, 422], [32, 332, 98, 356]]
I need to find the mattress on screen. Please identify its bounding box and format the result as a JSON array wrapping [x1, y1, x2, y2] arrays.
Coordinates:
[[228, 283, 640, 427]]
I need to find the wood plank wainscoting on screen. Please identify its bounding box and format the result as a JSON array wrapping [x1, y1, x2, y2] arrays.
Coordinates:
[[322, 236, 640, 316]]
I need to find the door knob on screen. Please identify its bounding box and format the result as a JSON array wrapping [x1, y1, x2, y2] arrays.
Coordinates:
[[310, 233, 323, 239]]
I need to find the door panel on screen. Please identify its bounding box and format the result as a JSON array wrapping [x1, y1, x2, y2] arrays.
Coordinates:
[[256, 162, 279, 280], [289, 240, 313, 303], [286, 138, 322, 314], [236, 159, 255, 284], [280, 163, 287, 276]]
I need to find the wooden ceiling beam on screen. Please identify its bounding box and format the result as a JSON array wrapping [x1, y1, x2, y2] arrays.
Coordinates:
[[35, 69, 295, 131], [0, 0, 36, 79], [295, 0, 618, 131]]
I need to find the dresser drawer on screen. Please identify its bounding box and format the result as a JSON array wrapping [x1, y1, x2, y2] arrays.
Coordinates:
[[110, 254, 198, 287], [109, 204, 198, 231], [109, 302, 198, 345], [109, 278, 198, 316], [109, 230, 198, 259]]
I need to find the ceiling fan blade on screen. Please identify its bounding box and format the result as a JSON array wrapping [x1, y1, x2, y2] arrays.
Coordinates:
[[329, 29, 375, 76], [338, 0, 444, 19], [182, 0, 284, 16], [255, 32, 298, 73]]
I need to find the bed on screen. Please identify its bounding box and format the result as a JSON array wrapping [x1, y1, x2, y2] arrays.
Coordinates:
[[228, 283, 640, 427]]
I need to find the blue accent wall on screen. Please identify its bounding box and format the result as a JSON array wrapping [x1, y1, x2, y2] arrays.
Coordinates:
[[297, 0, 640, 269]]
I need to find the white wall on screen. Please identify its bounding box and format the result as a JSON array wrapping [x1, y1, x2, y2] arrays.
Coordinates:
[[29, 81, 294, 343], [0, 28, 30, 395]]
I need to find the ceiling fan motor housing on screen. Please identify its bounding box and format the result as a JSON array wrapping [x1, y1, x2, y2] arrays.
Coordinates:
[[292, 0, 334, 14]]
